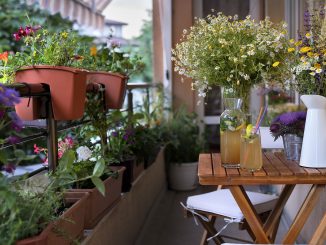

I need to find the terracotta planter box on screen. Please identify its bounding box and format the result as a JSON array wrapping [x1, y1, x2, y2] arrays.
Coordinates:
[[16, 192, 89, 245], [86, 71, 127, 110], [68, 167, 125, 229], [15, 65, 87, 120]]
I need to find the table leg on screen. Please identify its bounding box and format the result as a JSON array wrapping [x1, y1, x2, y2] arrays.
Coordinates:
[[264, 184, 295, 242], [282, 184, 324, 244], [309, 212, 326, 245], [230, 185, 271, 244]]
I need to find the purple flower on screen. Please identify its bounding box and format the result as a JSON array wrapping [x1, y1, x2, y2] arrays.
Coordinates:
[[111, 131, 118, 137], [0, 84, 21, 107], [6, 136, 20, 144], [1, 164, 16, 174], [8, 111, 23, 131], [270, 111, 306, 140], [277, 111, 306, 126]]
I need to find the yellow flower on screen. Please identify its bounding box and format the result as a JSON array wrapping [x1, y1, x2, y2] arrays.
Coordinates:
[[272, 61, 280, 67], [305, 32, 312, 39], [287, 48, 295, 53], [90, 46, 97, 56], [299, 46, 312, 53], [307, 52, 314, 57], [61, 31, 68, 39], [316, 68, 322, 74], [309, 71, 315, 76], [314, 63, 321, 69], [295, 40, 302, 46], [289, 39, 295, 44]]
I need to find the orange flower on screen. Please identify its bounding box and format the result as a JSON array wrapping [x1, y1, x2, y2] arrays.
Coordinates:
[[90, 46, 97, 56], [0, 51, 8, 62]]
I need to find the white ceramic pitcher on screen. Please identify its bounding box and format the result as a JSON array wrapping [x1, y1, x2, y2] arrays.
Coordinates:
[[300, 95, 326, 168]]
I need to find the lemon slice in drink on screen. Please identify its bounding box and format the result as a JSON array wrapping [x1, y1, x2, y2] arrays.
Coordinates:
[[246, 124, 253, 137]]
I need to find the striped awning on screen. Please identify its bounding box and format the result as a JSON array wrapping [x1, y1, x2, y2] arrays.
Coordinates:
[[26, 0, 112, 30]]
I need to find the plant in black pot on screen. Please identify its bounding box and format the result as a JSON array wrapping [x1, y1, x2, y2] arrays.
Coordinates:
[[163, 107, 205, 191]]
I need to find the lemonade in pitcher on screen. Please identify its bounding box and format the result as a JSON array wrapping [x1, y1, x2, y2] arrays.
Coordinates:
[[220, 98, 245, 167]]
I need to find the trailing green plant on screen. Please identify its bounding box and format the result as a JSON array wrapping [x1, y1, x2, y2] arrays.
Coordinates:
[[0, 175, 62, 245]]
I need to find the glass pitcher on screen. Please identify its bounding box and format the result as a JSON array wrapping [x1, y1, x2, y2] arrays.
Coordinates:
[[220, 98, 246, 168]]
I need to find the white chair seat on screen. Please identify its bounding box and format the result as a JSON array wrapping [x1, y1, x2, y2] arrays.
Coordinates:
[[186, 189, 278, 220]]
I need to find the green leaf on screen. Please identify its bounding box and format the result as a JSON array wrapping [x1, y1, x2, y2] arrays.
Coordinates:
[[59, 150, 75, 170], [91, 177, 105, 196], [14, 149, 26, 159], [92, 159, 105, 177]]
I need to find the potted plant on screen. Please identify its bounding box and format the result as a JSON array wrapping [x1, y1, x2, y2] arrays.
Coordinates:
[[108, 125, 136, 192], [270, 111, 306, 161], [80, 41, 145, 110], [0, 164, 91, 245], [163, 108, 205, 191], [172, 13, 294, 113], [0, 26, 87, 120]]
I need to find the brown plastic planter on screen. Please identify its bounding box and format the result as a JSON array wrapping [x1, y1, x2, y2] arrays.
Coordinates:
[[15, 65, 87, 120], [67, 166, 125, 229], [86, 71, 127, 110], [16, 192, 89, 245]]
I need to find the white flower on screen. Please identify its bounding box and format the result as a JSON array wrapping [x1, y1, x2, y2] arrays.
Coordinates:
[[244, 74, 250, 80], [76, 146, 92, 161], [247, 50, 255, 56]]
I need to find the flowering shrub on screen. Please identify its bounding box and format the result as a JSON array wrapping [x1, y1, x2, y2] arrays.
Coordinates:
[[172, 13, 293, 111], [108, 127, 134, 163], [269, 111, 306, 140], [77, 40, 145, 77], [0, 83, 23, 174], [290, 7, 326, 96], [0, 25, 85, 83]]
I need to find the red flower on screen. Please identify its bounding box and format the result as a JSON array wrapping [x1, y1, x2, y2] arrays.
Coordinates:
[[0, 51, 8, 62]]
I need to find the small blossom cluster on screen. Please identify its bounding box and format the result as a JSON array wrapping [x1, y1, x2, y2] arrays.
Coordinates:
[[34, 136, 74, 165], [76, 146, 92, 161], [12, 25, 42, 41], [172, 13, 294, 104], [289, 7, 326, 96], [270, 111, 306, 140]]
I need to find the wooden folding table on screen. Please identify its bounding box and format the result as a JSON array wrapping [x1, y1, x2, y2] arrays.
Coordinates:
[[198, 152, 326, 244]]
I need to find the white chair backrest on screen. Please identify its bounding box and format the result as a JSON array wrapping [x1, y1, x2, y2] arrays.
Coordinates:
[[260, 127, 283, 149]]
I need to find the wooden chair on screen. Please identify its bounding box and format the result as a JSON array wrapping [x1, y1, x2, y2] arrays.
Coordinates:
[[183, 188, 278, 244]]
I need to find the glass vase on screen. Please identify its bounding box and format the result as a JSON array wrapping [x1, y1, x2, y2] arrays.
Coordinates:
[[220, 98, 246, 168]]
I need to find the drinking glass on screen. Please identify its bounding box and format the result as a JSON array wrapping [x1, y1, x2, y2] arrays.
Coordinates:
[[240, 130, 263, 172]]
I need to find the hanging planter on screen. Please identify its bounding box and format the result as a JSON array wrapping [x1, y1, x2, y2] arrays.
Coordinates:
[[15, 65, 87, 120], [67, 167, 125, 229], [86, 71, 127, 110]]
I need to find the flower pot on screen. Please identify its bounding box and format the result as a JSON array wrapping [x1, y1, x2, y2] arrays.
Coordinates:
[[16, 192, 89, 245], [15, 65, 87, 120], [282, 134, 303, 161], [111, 158, 135, 192], [86, 71, 127, 110], [168, 162, 198, 191], [67, 166, 125, 229], [300, 95, 326, 168]]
